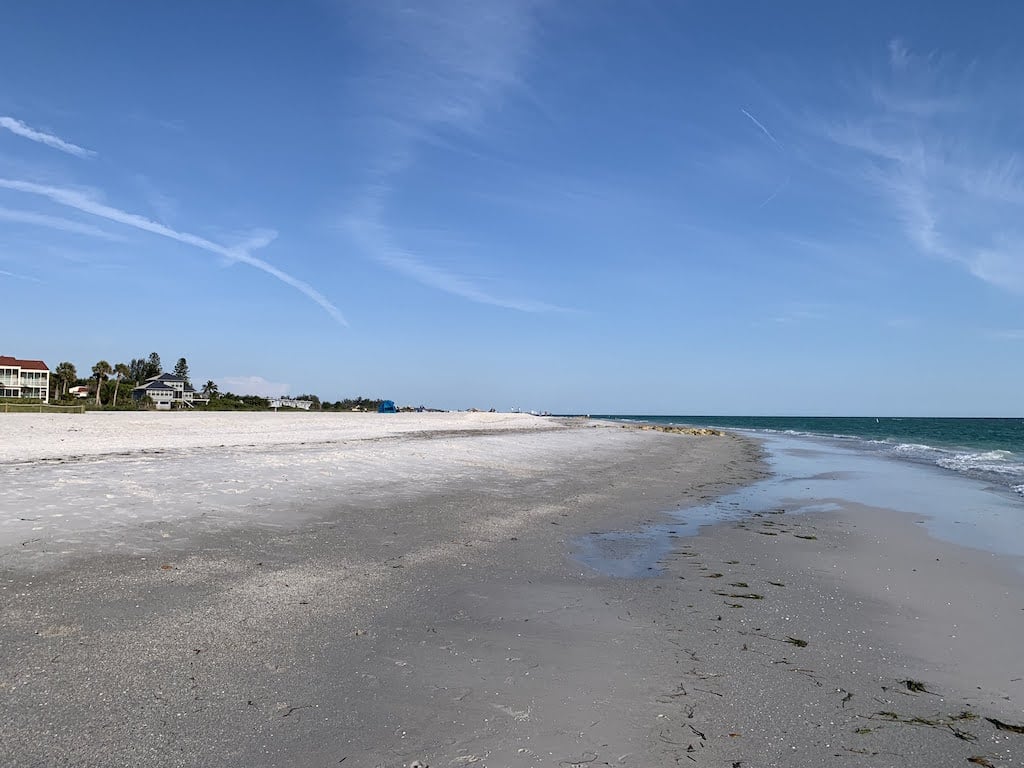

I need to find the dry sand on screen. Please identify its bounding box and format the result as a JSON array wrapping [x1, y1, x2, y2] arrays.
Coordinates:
[[0, 411, 561, 464], [2, 413, 1023, 767]]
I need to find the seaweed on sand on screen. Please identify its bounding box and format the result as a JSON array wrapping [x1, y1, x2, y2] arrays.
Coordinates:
[[986, 717, 1024, 734], [900, 679, 940, 695], [713, 590, 764, 600], [866, 711, 979, 742]]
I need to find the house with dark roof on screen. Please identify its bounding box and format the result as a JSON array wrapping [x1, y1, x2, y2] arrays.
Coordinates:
[[0, 355, 51, 402], [132, 372, 207, 410]]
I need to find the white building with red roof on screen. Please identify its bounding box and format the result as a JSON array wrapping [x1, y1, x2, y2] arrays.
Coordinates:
[[0, 356, 51, 403]]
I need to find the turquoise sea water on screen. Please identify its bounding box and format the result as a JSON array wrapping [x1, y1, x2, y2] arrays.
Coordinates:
[[592, 416, 1024, 497]]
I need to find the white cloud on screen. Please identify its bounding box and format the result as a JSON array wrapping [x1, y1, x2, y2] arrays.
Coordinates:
[[216, 376, 290, 398], [0, 205, 125, 241], [0, 268, 43, 283], [0, 178, 348, 325], [888, 38, 910, 71], [968, 244, 1024, 294], [132, 174, 178, 223], [767, 303, 828, 325], [354, 0, 539, 140], [344, 203, 569, 313], [817, 41, 1024, 296], [0, 116, 95, 158], [341, 2, 562, 311]]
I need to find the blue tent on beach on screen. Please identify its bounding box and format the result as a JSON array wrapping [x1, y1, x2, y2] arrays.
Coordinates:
[[378, 400, 397, 413]]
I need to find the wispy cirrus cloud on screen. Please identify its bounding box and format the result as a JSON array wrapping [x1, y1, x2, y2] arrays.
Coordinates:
[[131, 173, 178, 224], [989, 329, 1024, 341], [344, 203, 568, 313], [969, 240, 1024, 293], [817, 40, 1024, 295], [764, 302, 829, 326], [0, 116, 96, 158], [0, 268, 43, 283], [0, 178, 347, 325], [352, 0, 539, 142], [0, 205, 125, 241], [340, 1, 563, 313]]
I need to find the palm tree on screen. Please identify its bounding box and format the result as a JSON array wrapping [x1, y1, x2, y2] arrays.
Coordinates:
[[54, 361, 77, 399], [112, 362, 131, 407], [201, 380, 219, 399], [91, 360, 112, 407]]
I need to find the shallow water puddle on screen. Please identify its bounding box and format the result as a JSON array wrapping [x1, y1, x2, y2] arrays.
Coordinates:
[[574, 432, 1024, 578], [573, 528, 677, 578]]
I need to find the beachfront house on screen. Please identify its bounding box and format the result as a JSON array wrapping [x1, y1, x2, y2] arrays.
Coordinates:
[[132, 372, 208, 410], [0, 355, 51, 403], [269, 398, 314, 410]]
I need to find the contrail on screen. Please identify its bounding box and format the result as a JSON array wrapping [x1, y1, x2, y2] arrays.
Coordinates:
[[740, 108, 781, 148], [759, 175, 791, 208], [0, 268, 42, 283], [0, 205, 125, 241], [0, 178, 348, 326], [0, 116, 95, 158]]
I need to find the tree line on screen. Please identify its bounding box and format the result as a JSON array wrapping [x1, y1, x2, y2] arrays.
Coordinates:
[[48, 353, 401, 411], [51, 352, 196, 408]]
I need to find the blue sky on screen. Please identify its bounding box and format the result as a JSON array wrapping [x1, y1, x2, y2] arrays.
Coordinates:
[[2, 1, 1022, 415]]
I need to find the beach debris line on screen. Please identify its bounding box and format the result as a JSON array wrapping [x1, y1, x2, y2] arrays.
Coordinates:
[[623, 424, 726, 436]]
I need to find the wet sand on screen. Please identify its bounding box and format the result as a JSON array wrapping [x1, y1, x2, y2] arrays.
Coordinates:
[[610, 505, 1024, 767], [1, 414, 760, 766], [2, 415, 1022, 767]]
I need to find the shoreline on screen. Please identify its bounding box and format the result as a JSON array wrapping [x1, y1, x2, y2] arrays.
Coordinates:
[[2, 416, 1022, 766], [622, 503, 1024, 766], [592, 413, 1024, 501]]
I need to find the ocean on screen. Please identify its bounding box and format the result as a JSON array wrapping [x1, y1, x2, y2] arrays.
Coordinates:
[[593, 416, 1024, 498]]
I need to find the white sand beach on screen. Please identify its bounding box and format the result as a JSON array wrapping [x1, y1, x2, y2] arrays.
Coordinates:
[[0, 410, 561, 463], [2, 414, 1023, 767]]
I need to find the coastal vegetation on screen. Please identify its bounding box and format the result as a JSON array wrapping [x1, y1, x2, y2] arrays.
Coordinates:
[[43, 351, 405, 412], [198, 392, 271, 411]]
